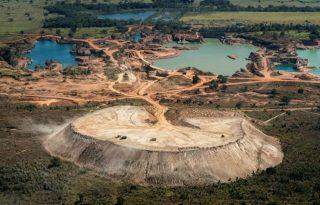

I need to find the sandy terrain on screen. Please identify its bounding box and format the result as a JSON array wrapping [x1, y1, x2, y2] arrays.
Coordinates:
[[72, 106, 246, 151], [44, 105, 283, 186]]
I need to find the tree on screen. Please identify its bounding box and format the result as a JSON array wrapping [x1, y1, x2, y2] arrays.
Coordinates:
[[115, 196, 124, 205], [270, 88, 277, 97], [220, 84, 227, 92], [281, 96, 291, 106], [192, 74, 200, 84], [48, 157, 61, 168], [217, 75, 228, 83], [68, 29, 75, 38], [116, 25, 128, 33], [200, 0, 230, 6], [209, 80, 218, 90], [74, 193, 84, 205], [235, 102, 242, 109], [309, 28, 320, 41], [55, 29, 61, 36], [101, 29, 109, 34], [240, 86, 248, 92], [143, 64, 153, 78], [70, 26, 77, 33], [298, 87, 304, 94]]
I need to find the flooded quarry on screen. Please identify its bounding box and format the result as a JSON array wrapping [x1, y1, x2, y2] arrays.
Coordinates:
[[297, 48, 320, 74], [153, 38, 258, 75], [275, 48, 320, 75], [98, 11, 156, 21], [26, 40, 77, 70]]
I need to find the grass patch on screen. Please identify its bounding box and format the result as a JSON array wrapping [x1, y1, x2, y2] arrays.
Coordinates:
[[0, 0, 45, 37], [250, 30, 311, 41], [43, 27, 117, 38], [230, 0, 320, 7], [181, 12, 320, 26], [0, 0, 130, 41]]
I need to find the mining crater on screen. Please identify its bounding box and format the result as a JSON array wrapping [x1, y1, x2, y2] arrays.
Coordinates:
[[44, 105, 283, 186]]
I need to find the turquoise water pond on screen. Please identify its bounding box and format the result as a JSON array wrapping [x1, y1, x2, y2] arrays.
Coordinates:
[[26, 40, 76, 70], [297, 49, 320, 75], [153, 38, 258, 76], [276, 49, 320, 75], [98, 11, 155, 21], [275, 64, 297, 72]]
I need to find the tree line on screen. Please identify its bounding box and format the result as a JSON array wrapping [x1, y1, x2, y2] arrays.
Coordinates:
[[200, 23, 320, 37]]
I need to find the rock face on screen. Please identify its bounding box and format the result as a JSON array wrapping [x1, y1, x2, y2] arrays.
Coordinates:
[[44, 106, 283, 186], [246, 51, 268, 77], [173, 33, 204, 43]]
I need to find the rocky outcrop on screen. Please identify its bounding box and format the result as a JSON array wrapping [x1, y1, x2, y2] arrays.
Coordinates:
[[173, 33, 204, 43], [76, 47, 91, 56], [220, 37, 247, 45], [245, 50, 269, 77], [232, 68, 254, 78]]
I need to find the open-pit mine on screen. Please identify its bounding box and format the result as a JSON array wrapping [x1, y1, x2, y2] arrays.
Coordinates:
[[2, 1, 320, 203], [44, 105, 283, 186], [7, 27, 320, 188]]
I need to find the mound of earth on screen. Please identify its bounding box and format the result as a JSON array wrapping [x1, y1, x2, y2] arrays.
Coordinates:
[[43, 106, 283, 186]]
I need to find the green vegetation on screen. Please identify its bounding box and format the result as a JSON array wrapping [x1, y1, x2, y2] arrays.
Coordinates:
[[182, 11, 320, 26], [209, 79, 218, 90], [0, 97, 320, 204], [0, 0, 149, 40], [231, 0, 320, 7], [217, 74, 228, 83], [45, 27, 117, 38], [192, 74, 200, 84], [0, 67, 29, 80], [1, 0, 320, 42], [0, 0, 45, 38], [250, 30, 311, 41]]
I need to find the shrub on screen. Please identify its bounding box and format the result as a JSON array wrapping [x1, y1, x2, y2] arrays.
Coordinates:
[[217, 75, 228, 83], [192, 74, 200, 84], [298, 87, 304, 94], [235, 102, 242, 109], [270, 88, 277, 97], [280, 96, 291, 106], [16, 103, 36, 111], [48, 157, 61, 169], [209, 80, 218, 90]]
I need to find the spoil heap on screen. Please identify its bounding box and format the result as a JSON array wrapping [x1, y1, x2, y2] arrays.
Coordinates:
[[44, 106, 283, 186]]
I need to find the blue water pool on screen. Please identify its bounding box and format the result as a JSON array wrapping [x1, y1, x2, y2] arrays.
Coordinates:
[[26, 40, 77, 70]]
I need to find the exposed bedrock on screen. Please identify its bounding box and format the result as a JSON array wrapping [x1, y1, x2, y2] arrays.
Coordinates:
[[43, 106, 283, 186]]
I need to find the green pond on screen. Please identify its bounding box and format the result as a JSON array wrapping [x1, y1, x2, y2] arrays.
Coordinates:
[[276, 49, 320, 75], [98, 11, 155, 21], [297, 49, 320, 75], [275, 64, 297, 72], [153, 38, 258, 76]]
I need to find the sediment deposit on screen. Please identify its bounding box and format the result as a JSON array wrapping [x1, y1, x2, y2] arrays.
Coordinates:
[[44, 106, 283, 186]]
